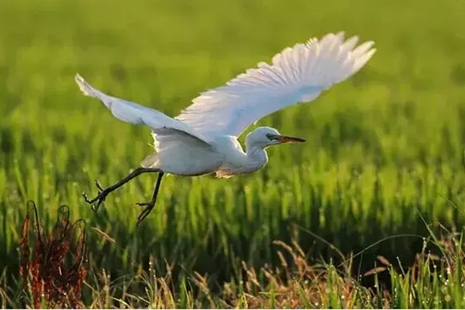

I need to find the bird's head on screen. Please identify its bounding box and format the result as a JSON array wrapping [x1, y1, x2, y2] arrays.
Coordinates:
[[245, 126, 306, 149]]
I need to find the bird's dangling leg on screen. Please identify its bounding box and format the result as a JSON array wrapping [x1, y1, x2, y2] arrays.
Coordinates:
[[136, 172, 165, 225], [83, 167, 161, 212]]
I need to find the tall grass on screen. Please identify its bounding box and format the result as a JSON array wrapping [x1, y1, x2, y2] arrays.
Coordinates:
[[1, 0, 465, 307], [10, 203, 465, 308]]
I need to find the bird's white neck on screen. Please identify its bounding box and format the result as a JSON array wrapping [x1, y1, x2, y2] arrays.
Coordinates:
[[214, 135, 269, 177], [244, 142, 269, 172]]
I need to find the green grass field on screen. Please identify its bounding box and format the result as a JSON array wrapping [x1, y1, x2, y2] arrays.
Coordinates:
[[1, 0, 465, 307]]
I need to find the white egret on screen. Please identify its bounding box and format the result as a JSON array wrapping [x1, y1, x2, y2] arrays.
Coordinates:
[[75, 32, 375, 224]]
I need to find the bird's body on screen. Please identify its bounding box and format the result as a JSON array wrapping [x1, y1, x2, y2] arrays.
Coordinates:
[[75, 32, 376, 223], [141, 129, 277, 178]]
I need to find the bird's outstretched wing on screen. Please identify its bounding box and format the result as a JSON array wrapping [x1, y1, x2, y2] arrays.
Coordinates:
[[75, 74, 211, 146], [176, 32, 376, 137]]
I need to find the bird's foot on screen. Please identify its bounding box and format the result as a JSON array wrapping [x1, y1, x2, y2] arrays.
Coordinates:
[[82, 180, 109, 212], [135, 200, 156, 225]]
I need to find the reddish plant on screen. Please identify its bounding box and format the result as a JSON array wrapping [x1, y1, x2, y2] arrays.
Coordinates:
[[19, 201, 88, 308]]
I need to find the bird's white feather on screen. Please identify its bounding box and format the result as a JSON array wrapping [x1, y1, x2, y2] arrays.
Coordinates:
[[141, 129, 221, 176], [75, 74, 211, 145], [176, 32, 376, 137]]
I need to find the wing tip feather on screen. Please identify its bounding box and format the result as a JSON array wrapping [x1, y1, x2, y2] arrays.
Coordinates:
[[74, 73, 95, 97]]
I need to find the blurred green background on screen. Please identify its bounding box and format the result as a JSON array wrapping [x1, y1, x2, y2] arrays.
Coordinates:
[[1, 0, 465, 298]]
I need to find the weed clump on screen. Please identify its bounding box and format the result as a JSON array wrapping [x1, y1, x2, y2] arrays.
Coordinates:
[[19, 201, 88, 308]]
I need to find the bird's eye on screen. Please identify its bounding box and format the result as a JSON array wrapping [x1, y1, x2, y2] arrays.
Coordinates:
[[265, 133, 273, 140]]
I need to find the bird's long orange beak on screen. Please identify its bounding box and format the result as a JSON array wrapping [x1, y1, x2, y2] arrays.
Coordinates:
[[275, 135, 306, 143]]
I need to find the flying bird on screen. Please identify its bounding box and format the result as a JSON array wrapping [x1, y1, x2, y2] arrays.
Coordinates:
[[75, 32, 375, 224]]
